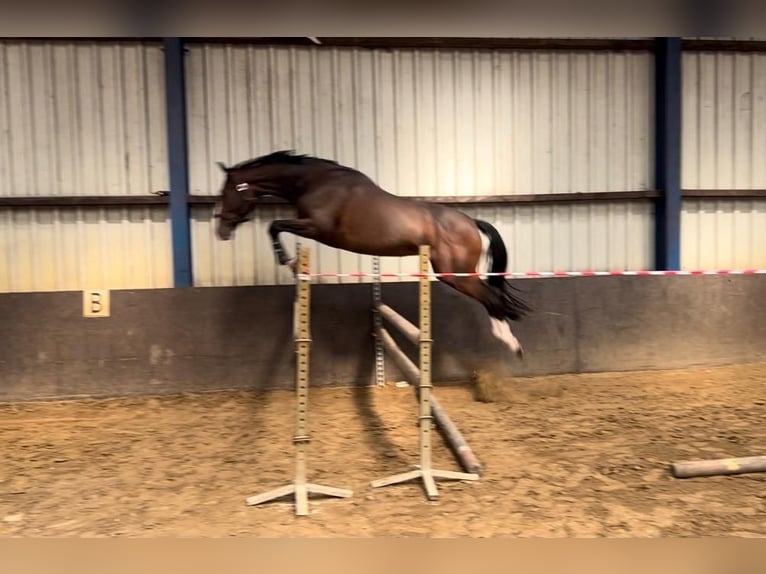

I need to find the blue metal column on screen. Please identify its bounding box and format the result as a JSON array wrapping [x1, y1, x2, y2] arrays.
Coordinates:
[[163, 37, 193, 287], [653, 37, 682, 270]]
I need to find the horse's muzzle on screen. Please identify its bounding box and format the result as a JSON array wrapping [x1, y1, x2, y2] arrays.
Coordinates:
[[216, 224, 233, 241]]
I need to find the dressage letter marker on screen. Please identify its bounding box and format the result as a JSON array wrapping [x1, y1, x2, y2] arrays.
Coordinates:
[[245, 246, 352, 516], [82, 290, 110, 318]]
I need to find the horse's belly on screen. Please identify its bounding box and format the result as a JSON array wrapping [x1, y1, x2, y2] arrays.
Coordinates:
[[313, 194, 429, 257], [317, 221, 422, 257], [322, 235, 420, 257]]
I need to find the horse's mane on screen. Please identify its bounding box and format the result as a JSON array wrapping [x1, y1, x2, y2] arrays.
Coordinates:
[[229, 150, 343, 171]]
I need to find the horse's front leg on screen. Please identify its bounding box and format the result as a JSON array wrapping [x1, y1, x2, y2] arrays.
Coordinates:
[[268, 219, 320, 272]]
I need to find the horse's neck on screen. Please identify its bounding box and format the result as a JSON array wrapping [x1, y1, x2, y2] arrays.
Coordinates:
[[249, 167, 306, 200]]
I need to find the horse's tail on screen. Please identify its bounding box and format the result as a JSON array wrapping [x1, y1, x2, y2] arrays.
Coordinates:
[[474, 219, 532, 321]]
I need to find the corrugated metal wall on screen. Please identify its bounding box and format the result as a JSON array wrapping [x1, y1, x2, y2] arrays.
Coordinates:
[[3, 40, 763, 294], [0, 40, 172, 292], [682, 199, 766, 270], [0, 207, 171, 293], [681, 51, 766, 270], [186, 44, 655, 285]]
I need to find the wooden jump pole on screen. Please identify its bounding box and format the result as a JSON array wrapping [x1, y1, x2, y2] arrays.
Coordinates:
[[374, 307, 483, 476], [372, 251, 483, 475], [245, 245, 352, 516], [670, 455, 766, 478], [370, 246, 480, 501]]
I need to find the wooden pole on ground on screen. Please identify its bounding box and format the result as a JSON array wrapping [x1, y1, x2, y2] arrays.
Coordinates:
[[374, 308, 483, 475], [670, 455, 766, 478]]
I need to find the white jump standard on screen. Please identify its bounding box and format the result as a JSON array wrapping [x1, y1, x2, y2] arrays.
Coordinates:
[[245, 246, 352, 516], [370, 246, 480, 501]]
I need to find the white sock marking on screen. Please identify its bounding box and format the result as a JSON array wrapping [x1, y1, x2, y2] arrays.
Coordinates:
[[478, 225, 524, 357], [490, 317, 523, 356]]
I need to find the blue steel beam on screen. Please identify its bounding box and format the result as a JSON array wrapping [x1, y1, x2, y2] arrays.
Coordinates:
[[654, 37, 682, 271], [163, 37, 193, 287]]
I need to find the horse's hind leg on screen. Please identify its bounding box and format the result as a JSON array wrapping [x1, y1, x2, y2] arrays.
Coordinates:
[[450, 278, 523, 358], [487, 313, 524, 358], [430, 259, 524, 358]]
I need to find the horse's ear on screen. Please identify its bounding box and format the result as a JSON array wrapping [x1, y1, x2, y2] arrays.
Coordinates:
[[216, 161, 229, 173]]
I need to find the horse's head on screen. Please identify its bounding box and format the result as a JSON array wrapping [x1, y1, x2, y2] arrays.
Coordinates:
[[214, 150, 333, 240], [213, 162, 260, 241]]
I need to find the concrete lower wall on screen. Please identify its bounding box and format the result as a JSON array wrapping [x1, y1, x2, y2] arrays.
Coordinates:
[[1, 275, 765, 401]]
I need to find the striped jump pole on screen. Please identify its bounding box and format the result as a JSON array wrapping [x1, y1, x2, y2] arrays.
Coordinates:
[[303, 268, 766, 281]]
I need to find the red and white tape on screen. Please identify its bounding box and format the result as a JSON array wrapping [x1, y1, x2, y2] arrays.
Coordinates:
[[297, 268, 766, 280]]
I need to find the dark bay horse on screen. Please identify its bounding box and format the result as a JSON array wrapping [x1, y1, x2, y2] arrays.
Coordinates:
[[213, 150, 531, 357]]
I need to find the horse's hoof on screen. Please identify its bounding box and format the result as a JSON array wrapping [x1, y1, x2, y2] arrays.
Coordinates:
[[516, 347, 524, 360], [286, 258, 298, 273]]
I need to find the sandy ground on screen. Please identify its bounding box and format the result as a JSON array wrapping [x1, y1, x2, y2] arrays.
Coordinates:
[[1, 362, 765, 537]]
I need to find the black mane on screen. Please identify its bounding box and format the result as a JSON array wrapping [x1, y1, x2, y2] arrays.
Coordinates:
[[230, 150, 342, 171]]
